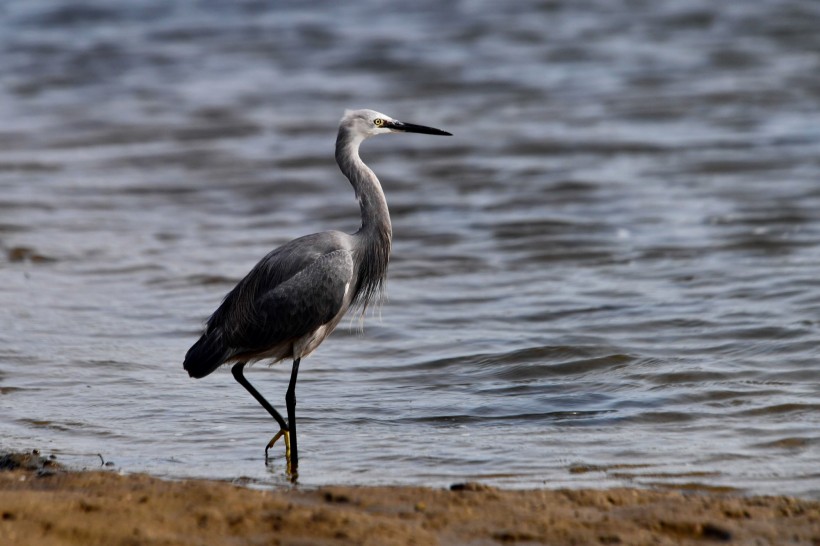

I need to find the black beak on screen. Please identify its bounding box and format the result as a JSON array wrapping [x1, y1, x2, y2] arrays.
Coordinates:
[[385, 120, 452, 136]]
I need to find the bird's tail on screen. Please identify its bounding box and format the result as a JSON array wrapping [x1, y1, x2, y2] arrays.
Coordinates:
[[183, 329, 232, 379]]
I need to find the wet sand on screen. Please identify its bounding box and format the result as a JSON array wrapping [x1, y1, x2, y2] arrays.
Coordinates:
[[0, 452, 817, 545]]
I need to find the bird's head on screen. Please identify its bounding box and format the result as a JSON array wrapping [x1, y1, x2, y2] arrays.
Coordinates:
[[340, 109, 451, 139]]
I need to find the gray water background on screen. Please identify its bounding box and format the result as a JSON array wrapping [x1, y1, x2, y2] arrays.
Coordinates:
[[1, 0, 819, 497]]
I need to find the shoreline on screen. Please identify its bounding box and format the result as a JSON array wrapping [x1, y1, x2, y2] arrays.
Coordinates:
[[0, 452, 817, 545]]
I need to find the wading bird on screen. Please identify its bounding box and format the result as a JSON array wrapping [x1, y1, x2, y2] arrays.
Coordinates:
[[183, 109, 451, 471]]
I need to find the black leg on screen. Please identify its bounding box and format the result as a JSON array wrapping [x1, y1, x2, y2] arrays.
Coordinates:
[[231, 362, 289, 432], [285, 358, 301, 468]]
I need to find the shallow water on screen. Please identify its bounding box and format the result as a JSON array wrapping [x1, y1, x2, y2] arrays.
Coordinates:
[[1, 0, 819, 497]]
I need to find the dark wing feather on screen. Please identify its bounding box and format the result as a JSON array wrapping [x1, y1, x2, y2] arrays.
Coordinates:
[[184, 233, 354, 378], [224, 249, 353, 350]]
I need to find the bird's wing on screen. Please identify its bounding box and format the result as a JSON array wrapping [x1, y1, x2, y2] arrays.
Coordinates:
[[220, 249, 354, 351]]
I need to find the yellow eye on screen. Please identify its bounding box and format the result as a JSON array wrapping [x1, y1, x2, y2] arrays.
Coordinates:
[[374, 118, 384, 127]]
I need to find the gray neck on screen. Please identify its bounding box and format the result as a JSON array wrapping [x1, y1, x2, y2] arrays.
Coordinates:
[[335, 126, 392, 310]]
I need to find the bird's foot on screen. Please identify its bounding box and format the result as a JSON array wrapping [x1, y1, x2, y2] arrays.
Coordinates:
[[265, 429, 297, 481], [265, 429, 291, 462]]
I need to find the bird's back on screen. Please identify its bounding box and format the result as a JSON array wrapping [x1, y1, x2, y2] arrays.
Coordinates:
[[184, 231, 356, 378]]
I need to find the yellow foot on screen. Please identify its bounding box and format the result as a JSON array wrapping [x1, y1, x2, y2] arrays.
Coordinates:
[[265, 429, 291, 461]]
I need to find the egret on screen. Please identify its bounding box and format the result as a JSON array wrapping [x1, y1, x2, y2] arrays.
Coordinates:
[[183, 109, 451, 471]]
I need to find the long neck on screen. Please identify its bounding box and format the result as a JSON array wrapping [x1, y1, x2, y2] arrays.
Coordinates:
[[335, 126, 392, 311]]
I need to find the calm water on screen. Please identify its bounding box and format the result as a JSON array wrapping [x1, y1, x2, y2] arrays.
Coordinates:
[[1, 0, 819, 498]]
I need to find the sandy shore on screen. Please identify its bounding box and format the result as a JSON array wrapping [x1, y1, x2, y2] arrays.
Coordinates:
[[0, 452, 817, 545]]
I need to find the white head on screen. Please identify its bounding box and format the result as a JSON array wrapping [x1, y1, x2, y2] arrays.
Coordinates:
[[339, 109, 451, 140], [340, 109, 398, 138]]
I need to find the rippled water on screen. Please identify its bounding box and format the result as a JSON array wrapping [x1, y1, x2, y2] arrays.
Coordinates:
[[1, 0, 819, 498]]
